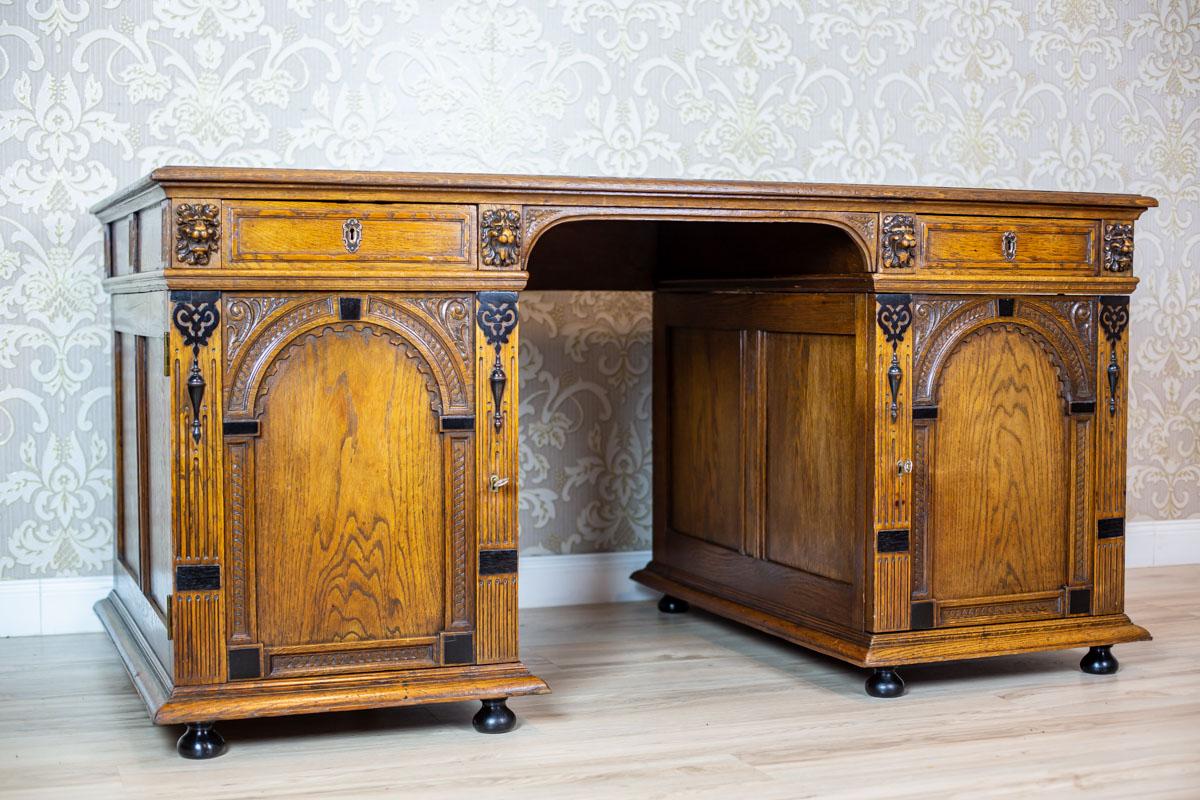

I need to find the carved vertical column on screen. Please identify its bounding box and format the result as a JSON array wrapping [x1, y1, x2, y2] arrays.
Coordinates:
[[870, 294, 914, 632], [475, 292, 519, 663], [169, 290, 227, 684], [1094, 296, 1130, 615]]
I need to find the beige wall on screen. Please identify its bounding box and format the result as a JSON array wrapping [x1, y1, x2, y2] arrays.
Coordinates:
[[0, 1, 1196, 579]]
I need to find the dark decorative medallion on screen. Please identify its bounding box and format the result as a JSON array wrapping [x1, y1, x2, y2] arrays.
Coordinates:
[[1103, 223, 1134, 273], [477, 291, 519, 431], [876, 294, 912, 423], [1099, 296, 1129, 416], [480, 208, 522, 268], [174, 203, 220, 266], [881, 213, 918, 269], [171, 291, 221, 442]]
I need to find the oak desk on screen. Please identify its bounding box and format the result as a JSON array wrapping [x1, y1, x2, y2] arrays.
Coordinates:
[[92, 168, 1154, 758]]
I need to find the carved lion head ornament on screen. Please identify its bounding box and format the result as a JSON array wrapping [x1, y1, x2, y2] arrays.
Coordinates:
[[175, 203, 221, 266], [881, 213, 918, 268], [480, 208, 522, 268], [1104, 223, 1134, 272]]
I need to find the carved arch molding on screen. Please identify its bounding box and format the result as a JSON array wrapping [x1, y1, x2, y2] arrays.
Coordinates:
[[223, 294, 474, 420], [911, 296, 1096, 408]]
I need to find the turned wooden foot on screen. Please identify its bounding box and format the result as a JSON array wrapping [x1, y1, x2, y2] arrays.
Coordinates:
[[865, 667, 905, 698], [177, 722, 226, 759], [472, 698, 516, 733], [657, 595, 690, 614], [1080, 645, 1119, 675]]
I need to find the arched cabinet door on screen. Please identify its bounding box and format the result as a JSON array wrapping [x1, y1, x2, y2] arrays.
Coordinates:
[[907, 297, 1100, 630], [219, 293, 479, 681]]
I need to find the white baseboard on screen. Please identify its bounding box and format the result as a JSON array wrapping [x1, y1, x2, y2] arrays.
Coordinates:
[[0, 575, 111, 637], [4, 524, 1198, 638], [518, 550, 655, 608], [1125, 519, 1200, 567]]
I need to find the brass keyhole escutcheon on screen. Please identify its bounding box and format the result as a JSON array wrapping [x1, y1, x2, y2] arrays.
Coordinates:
[[343, 218, 362, 253], [1002, 230, 1017, 261]]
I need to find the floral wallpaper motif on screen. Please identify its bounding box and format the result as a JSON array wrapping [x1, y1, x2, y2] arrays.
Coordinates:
[[0, 0, 1197, 578]]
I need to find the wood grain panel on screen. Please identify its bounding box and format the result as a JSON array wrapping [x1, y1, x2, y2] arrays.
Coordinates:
[[1096, 301, 1129, 520], [1069, 416, 1094, 586], [872, 553, 912, 631], [476, 575, 518, 663], [252, 326, 446, 647], [475, 305, 517, 549], [667, 327, 743, 552], [931, 327, 1069, 600], [225, 441, 256, 644], [1094, 538, 1125, 614], [919, 216, 1097, 273], [763, 332, 856, 583], [145, 332, 173, 615], [173, 593, 223, 685], [226, 201, 475, 266], [869, 295, 913, 632], [117, 333, 142, 583]]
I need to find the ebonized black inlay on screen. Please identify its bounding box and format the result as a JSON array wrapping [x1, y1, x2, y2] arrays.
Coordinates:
[[443, 633, 474, 665], [1097, 517, 1125, 539], [169, 290, 221, 303], [176, 564, 221, 591], [1070, 401, 1096, 415], [440, 415, 475, 431], [227, 646, 262, 680], [339, 297, 362, 320], [911, 601, 935, 631], [479, 549, 518, 575], [223, 419, 260, 437], [912, 405, 939, 420], [877, 529, 910, 553], [997, 297, 1016, 316], [1069, 588, 1093, 615]]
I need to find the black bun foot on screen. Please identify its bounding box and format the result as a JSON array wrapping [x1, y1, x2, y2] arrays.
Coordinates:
[[473, 698, 517, 734], [865, 667, 905, 698], [657, 594, 690, 614], [177, 722, 226, 759], [1080, 645, 1119, 675]]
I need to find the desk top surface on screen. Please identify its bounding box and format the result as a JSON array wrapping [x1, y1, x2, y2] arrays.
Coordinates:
[[94, 166, 1157, 216]]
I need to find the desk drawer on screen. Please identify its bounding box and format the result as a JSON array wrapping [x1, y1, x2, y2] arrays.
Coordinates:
[[919, 216, 1097, 273], [225, 201, 476, 267]]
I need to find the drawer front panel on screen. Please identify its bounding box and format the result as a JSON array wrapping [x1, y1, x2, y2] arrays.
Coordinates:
[[919, 216, 1096, 273], [226, 201, 476, 266]]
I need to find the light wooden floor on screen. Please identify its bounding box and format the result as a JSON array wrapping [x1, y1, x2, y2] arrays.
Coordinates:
[[1, 566, 1197, 799]]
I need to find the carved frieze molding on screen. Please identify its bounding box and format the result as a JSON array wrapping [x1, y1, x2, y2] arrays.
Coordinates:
[[912, 297, 1092, 407], [224, 295, 471, 417]]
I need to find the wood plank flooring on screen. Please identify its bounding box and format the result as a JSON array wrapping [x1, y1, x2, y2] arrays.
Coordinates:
[[1, 565, 1197, 799]]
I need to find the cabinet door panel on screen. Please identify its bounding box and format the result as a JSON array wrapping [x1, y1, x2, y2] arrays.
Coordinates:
[[909, 296, 1098, 629], [931, 328, 1068, 600], [222, 292, 477, 679], [253, 327, 445, 646]]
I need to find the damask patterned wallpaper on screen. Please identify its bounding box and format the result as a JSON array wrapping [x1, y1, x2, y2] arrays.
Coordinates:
[[0, 1, 1196, 580]]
